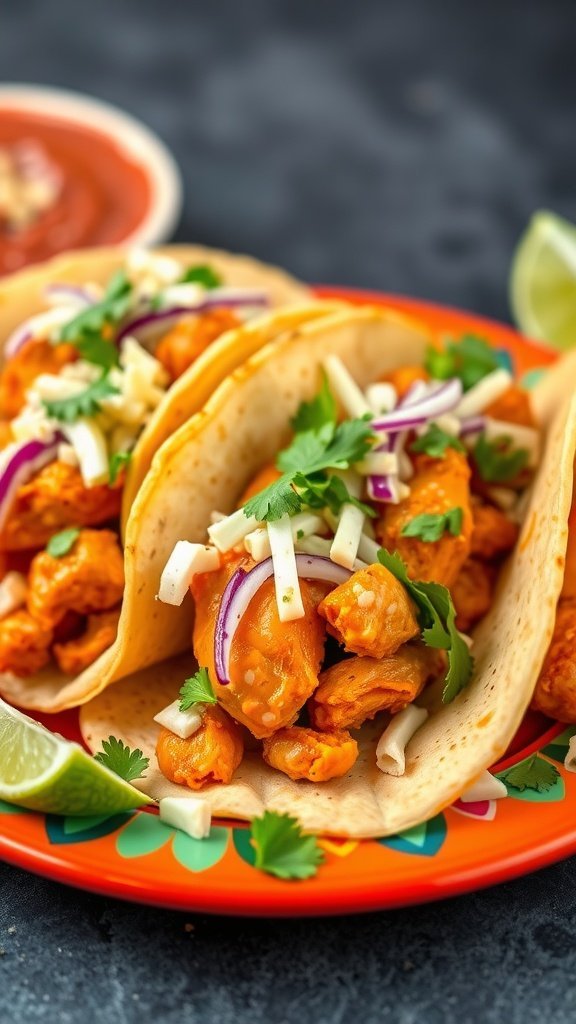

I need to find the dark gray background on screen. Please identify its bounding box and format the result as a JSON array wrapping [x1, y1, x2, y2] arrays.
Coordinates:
[[2, 1, 576, 1021]]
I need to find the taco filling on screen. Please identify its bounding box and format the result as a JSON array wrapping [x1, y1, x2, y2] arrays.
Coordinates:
[[0, 250, 293, 681], [157, 334, 541, 791]]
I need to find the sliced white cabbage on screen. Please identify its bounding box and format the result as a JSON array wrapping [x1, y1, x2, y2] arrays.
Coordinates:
[[208, 507, 261, 552], [61, 417, 109, 487], [455, 369, 512, 418], [153, 700, 203, 740], [267, 514, 305, 622], [323, 354, 371, 417], [364, 382, 397, 413], [460, 770, 508, 802], [376, 705, 428, 776], [158, 541, 220, 606]]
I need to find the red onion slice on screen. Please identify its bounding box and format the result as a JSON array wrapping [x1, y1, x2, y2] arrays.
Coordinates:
[[44, 284, 95, 307], [367, 380, 428, 503], [116, 292, 270, 348], [0, 437, 61, 531], [371, 378, 463, 433], [214, 554, 352, 685], [459, 415, 486, 437]]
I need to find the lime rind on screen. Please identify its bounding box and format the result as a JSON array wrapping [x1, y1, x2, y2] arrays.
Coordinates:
[[510, 210, 576, 349]]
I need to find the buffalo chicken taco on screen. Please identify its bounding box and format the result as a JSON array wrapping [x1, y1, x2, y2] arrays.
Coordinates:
[[0, 244, 329, 712], [80, 308, 576, 838]]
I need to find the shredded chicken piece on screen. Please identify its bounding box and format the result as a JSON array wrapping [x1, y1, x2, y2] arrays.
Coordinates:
[[379, 365, 429, 399], [470, 499, 519, 561], [310, 645, 442, 731], [53, 607, 120, 675], [0, 338, 77, 418], [318, 562, 419, 659], [155, 705, 244, 789], [192, 552, 326, 739], [155, 308, 241, 382], [532, 598, 576, 723], [0, 608, 53, 676], [452, 558, 495, 632], [27, 529, 124, 629], [484, 384, 535, 428], [0, 461, 122, 552], [375, 449, 473, 587], [262, 726, 358, 782]]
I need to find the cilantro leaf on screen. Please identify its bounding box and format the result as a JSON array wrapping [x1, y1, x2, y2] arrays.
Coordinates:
[[43, 374, 119, 423], [278, 418, 374, 476], [58, 270, 132, 350], [424, 334, 501, 391], [46, 527, 80, 558], [473, 433, 529, 484], [294, 472, 376, 518], [411, 424, 465, 459], [109, 450, 132, 486], [498, 754, 559, 793], [180, 264, 222, 289], [94, 736, 149, 782], [74, 334, 119, 371], [244, 474, 302, 521], [377, 549, 473, 702], [179, 667, 218, 712], [250, 811, 325, 880], [401, 508, 463, 543], [291, 373, 337, 434]]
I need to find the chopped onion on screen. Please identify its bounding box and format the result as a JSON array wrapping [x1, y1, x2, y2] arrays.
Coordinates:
[[323, 355, 371, 417], [60, 418, 109, 487], [158, 541, 220, 606], [376, 705, 428, 776], [459, 415, 486, 437], [267, 515, 305, 621], [116, 293, 269, 348], [5, 306, 82, 359], [355, 452, 398, 476], [159, 796, 211, 840], [455, 369, 512, 418], [214, 555, 352, 685], [483, 417, 540, 467], [245, 512, 324, 562], [208, 508, 261, 553], [44, 283, 95, 308], [564, 736, 576, 774], [460, 770, 508, 803], [357, 532, 380, 565], [364, 382, 397, 414], [0, 437, 60, 531], [153, 700, 203, 739], [329, 471, 365, 570]]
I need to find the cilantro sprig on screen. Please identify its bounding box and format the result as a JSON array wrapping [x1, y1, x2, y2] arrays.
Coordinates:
[[43, 373, 119, 424], [377, 549, 473, 703], [498, 754, 559, 794], [179, 667, 217, 712], [473, 433, 529, 484], [250, 811, 325, 880], [411, 424, 465, 459], [424, 334, 502, 391], [290, 372, 336, 434], [180, 264, 222, 289], [401, 508, 463, 543], [57, 269, 132, 368], [109, 450, 132, 485], [94, 736, 149, 782], [46, 527, 80, 558]]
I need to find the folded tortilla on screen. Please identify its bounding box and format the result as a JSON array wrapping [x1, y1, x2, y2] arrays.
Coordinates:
[[0, 245, 345, 712], [79, 308, 576, 838]]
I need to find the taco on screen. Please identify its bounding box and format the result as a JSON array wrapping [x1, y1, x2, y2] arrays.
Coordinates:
[[80, 308, 576, 838], [0, 243, 341, 712]]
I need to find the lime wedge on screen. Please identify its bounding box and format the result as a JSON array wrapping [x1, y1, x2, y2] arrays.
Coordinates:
[[0, 698, 153, 815], [510, 210, 576, 349]]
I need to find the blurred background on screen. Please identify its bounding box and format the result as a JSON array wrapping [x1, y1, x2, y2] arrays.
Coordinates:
[[2, 0, 573, 319]]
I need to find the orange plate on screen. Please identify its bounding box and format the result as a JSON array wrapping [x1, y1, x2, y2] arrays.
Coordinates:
[[0, 288, 571, 917]]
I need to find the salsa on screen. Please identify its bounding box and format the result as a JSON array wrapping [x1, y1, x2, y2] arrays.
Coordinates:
[[0, 108, 152, 274]]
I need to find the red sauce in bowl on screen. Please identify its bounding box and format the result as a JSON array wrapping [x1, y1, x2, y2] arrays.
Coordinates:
[[0, 108, 153, 275]]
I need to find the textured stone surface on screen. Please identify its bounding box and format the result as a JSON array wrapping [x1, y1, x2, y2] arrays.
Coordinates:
[[2, 1, 576, 1020]]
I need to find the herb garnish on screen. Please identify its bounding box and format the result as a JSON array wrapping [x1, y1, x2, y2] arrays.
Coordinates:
[[473, 434, 529, 484], [410, 424, 465, 459], [424, 334, 501, 391], [377, 549, 473, 703], [180, 264, 222, 289], [43, 373, 119, 423], [250, 811, 325, 880], [178, 667, 217, 712], [290, 372, 336, 434], [401, 508, 463, 543], [498, 755, 559, 794], [46, 527, 80, 558], [58, 269, 132, 368], [94, 736, 150, 782], [109, 450, 132, 486]]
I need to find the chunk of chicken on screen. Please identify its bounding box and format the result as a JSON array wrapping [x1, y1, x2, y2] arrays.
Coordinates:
[[192, 553, 326, 739], [485, 384, 535, 428], [470, 499, 519, 561], [318, 563, 419, 659], [53, 608, 120, 675], [156, 705, 244, 789], [0, 339, 77, 419], [0, 420, 13, 450], [531, 598, 576, 723], [155, 308, 241, 382], [380, 365, 429, 400], [452, 558, 495, 633], [237, 462, 282, 507], [27, 529, 124, 629], [375, 449, 473, 587], [262, 726, 358, 782], [309, 645, 441, 731], [0, 462, 123, 552], [0, 609, 53, 676]]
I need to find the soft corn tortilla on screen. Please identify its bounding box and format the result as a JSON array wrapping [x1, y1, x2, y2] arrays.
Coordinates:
[[0, 246, 342, 712], [77, 309, 576, 838]]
